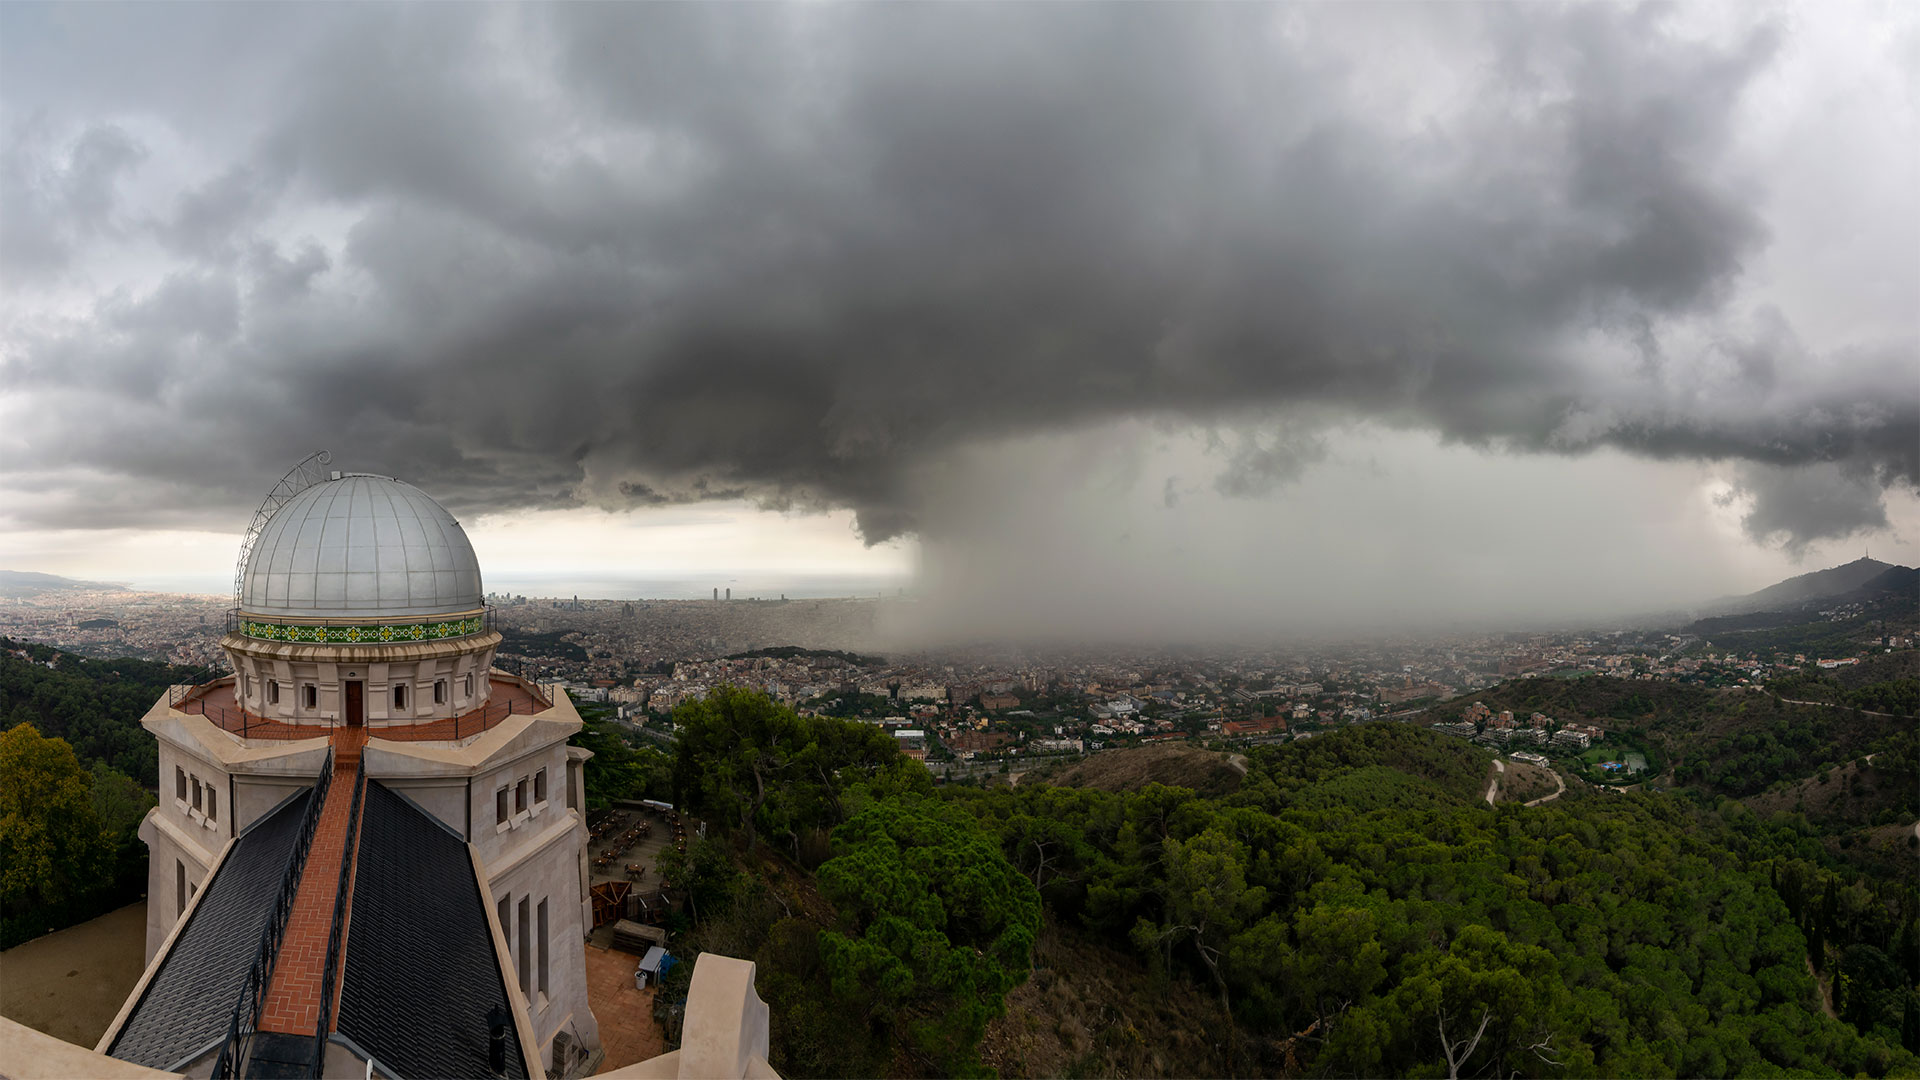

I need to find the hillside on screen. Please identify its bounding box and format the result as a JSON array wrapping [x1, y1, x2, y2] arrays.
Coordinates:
[[1711, 557, 1904, 615], [0, 570, 128, 598], [1427, 674, 1913, 798], [1047, 743, 1243, 797], [647, 691, 1918, 1078]]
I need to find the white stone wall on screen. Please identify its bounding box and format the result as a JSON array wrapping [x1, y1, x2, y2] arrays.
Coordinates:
[[230, 644, 496, 725]]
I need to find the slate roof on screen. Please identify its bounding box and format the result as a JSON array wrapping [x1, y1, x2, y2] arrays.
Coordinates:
[[109, 791, 313, 1070], [335, 781, 527, 1079]]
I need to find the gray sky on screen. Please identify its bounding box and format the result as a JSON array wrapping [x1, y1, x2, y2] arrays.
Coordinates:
[[2, 3, 1915, 631]]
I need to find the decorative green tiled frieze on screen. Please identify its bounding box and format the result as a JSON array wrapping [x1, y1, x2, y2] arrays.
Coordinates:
[[237, 614, 485, 644]]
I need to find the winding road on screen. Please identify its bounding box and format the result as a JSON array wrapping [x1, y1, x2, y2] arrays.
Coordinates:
[[1523, 767, 1568, 807], [1486, 758, 1568, 808]]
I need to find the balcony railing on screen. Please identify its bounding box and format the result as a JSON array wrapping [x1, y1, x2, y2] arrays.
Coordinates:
[[172, 674, 551, 743], [223, 605, 498, 644], [210, 749, 334, 1079], [172, 680, 330, 741]]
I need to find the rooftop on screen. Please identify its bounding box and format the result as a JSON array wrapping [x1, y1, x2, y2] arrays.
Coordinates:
[[173, 674, 551, 743]]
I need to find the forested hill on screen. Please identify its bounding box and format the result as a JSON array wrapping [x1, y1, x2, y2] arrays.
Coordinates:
[[1, 639, 197, 947], [632, 690, 1920, 1078], [1, 637, 213, 787]]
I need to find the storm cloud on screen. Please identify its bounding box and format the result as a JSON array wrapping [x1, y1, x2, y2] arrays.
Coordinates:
[[1, 2, 1914, 557]]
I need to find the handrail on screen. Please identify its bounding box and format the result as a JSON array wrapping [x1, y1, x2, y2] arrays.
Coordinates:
[[209, 748, 335, 1079], [173, 672, 551, 744], [312, 754, 367, 1076], [224, 605, 497, 637]]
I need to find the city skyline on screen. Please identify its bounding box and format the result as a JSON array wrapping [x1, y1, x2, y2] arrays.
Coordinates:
[[2, 2, 1915, 635]]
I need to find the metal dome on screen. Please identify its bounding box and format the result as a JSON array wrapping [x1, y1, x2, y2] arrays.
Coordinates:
[[238, 474, 483, 618]]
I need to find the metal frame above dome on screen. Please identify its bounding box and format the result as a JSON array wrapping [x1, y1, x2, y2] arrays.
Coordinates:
[[237, 473, 484, 619]]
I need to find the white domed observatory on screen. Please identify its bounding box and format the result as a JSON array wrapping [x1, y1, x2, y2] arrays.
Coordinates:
[[106, 457, 602, 1080]]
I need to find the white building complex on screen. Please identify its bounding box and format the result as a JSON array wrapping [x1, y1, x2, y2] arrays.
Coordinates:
[[98, 470, 603, 1079]]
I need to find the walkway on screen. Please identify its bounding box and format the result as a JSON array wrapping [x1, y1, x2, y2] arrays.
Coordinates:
[[179, 678, 550, 742], [1484, 759, 1504, 806], [257, 728, 366, 1037]]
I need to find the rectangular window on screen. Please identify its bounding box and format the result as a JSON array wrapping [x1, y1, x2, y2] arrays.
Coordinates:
[[207, 786, 217, 823], [534, 768, 547, 805], [463, 673, 473, 697], [176, 860, 186, 914], [537, 899, 550, 997], [269, 681, 281, 705], [498, 895, 511, 942], [496, 787, 509, 825], [515, 778, 528, 814], [191, 777, 202, 812], [303, 684, 316, 709], [175, 767, 187, 802], [393, 684, 407, 710], [517, 897, 531, 995], [434, 680, 446, 705]]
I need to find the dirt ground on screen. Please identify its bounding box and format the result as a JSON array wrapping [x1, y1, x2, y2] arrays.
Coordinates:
[[0, 901, 148, 1049], [1494, 760, 1561, 804], [1050, 744, 1244, 797]]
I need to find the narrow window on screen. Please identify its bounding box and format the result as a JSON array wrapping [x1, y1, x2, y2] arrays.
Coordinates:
[[463, 673, 473, 698], [515, 778, 528, 814], [207, 786, 217, 823], [434, 679, 446, 705], [534, 768, 547, 805], [188, 882, 196, 901], [537, 899, 550, 996], [393, 683, 407, 710], [517, 897, 531, 994], [498, 895, 511, 942], [303, 684, 316, 709], [496, 787, 509, 825], [269, 681, 281, 705], [175, 767, 187, 802], [176, 860, 186, 914], [191, 777, 203, 812]]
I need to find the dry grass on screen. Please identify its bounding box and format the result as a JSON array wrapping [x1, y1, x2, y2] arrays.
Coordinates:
[[1050, 744, 1243, 798], [1494, 760, 1560, 804]]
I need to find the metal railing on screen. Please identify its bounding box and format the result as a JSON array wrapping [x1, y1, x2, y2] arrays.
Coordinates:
[[223, 605, 498, 638], [169, 672, 549, 744], [442, 690, 545, 740], [172, 679, 334, 741], [210, 749, 335, 1080], [312, 753, 367, 1077]]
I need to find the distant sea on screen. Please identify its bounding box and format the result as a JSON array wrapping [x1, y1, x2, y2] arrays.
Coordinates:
[[486, 572, 912, 601], [114, 571, 912, 601]]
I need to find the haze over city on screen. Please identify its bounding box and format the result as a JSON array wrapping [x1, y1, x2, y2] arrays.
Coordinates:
[[2, 2, 1915, 639]]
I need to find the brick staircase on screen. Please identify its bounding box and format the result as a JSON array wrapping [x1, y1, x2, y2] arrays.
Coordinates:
[[257, 728, 367, 1036]]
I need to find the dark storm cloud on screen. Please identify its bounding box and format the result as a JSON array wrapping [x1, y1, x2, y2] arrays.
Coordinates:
[[2, 3, 1913, 549], [1725, 462, 1892, 558]]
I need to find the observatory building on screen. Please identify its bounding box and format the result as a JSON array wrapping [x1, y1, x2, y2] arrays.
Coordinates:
[[99, 465, 603, 1078]]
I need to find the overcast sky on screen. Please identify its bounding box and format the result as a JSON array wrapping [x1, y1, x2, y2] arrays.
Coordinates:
[[2, 3, 1915, 632]]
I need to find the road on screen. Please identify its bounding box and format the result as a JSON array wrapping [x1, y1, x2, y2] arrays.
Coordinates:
[[1484, 759, 1504, 806], [1774, 696, 1912, 720], [1523, 767, 1568, 807]]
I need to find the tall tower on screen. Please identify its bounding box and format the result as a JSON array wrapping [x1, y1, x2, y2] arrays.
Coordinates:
[[106, 471, 600, 1079]]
